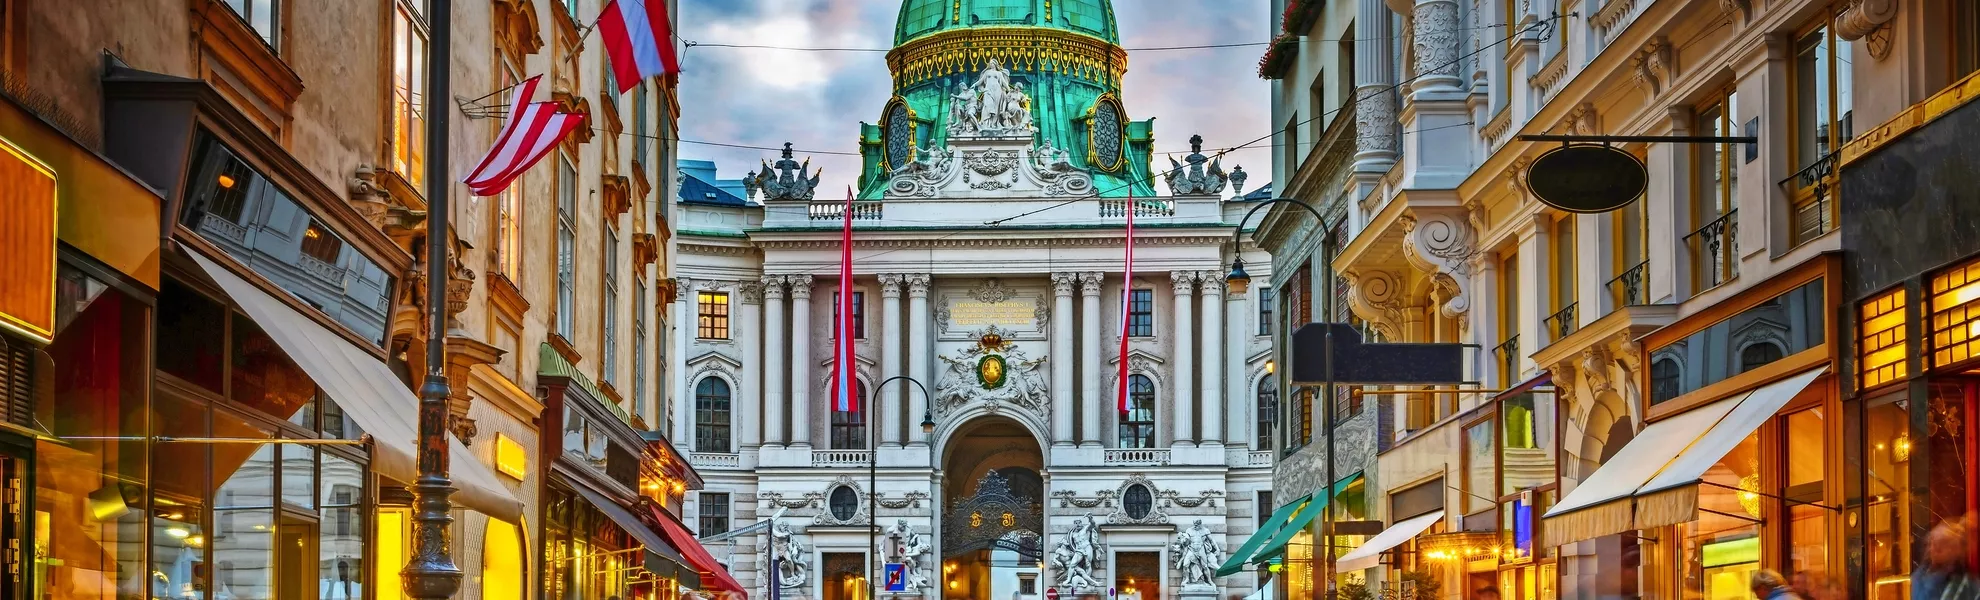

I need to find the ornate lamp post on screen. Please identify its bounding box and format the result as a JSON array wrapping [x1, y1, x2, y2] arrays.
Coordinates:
[[403, 0, 461, 597], [1227, 198, 1343, 600]]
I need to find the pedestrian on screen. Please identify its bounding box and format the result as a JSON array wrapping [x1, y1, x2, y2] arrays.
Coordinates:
[[1751, 569, 1806, 600], [1915, 515, 1977, 600]]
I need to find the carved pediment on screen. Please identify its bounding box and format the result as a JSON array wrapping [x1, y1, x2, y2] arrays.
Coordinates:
[[492, 0, 545, 61], [632, 232, 658, 271], [602, 174, 632, 221], [551, 92, 595, 145]]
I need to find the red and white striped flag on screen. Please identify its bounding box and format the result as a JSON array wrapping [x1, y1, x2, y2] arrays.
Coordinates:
[[831, 187, 859, 414], [1117, 188, 1136, 414], [462, 76, 585, 196], [598, 0, 681, 94]]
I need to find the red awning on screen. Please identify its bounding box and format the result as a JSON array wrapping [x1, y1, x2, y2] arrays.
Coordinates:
[[643, 504, 748, 598]]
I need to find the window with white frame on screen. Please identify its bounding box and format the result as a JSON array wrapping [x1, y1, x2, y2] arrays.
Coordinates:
[[556, 155, 577, 340], [603, 228, 619, 385]]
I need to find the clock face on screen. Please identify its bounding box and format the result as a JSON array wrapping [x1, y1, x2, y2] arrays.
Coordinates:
[[885, 101, 914, 169], [1091, 98, 1125, 172]]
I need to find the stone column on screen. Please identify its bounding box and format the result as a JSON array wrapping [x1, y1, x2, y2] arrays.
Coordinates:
[[906, 274, 932, 447], [673, 277, 695, 445], [1050, 273, 1079, 447], [1078, 272, 1105, 447], [1412, 0, 1465, 94], [1198, 271, 1225, 448], [1170, 271, 1196, 448], [879, 274, 905, 448], [738, 281, 766, 450], [762, 276, 788, 447], [1352, 0, 1398, 172], [788, 274, 814, 449], [1402, 0, 1477, 190]]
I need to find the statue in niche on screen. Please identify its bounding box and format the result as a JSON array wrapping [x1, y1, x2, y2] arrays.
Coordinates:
[[769, 520, 808, 588], [1050, 513, 1104, 590], [1172, 519, 1223, 590], [946, 58, 1037, 137]]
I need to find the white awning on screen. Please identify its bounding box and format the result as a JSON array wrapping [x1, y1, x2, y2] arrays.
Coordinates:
[[1336, 510, 1445, 572], [188, 250, 525, 521], [1542, 367, 1826, 545]]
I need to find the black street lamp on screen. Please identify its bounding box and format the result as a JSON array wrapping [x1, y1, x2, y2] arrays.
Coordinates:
[[870, 376, 934, 600], [1229, 198, 1343, 599], [404, 0, 460, 597]]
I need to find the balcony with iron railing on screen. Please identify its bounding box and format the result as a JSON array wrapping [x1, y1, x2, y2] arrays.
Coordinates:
[[1780, 151, 1838, 247], [1492, 336, 1520, 386], [1685, 210, 1738, 291], [1608, 260, 1650, 307], [809, 199, 884, 221], [1544, 303, 1578, 344]]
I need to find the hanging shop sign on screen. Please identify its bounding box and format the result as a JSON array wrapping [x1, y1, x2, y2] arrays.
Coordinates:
[[1526, 144, 1648, 214]]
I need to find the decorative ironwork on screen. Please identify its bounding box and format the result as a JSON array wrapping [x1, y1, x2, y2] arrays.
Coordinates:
[[1685, 210, 1739, 290], [943, 470, 1044, 559], [1608, 260, 1650, 307], [1544, 303, 1579, 342], [1493, 336, 1521, 383], [1779, 151, 1838, 245]]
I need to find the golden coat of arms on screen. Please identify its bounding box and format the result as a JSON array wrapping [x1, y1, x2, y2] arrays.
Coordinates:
[[936, 327, 1050, 416]]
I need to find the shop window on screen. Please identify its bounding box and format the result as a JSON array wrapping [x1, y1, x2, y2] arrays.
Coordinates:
[[221, 0, 280, 48], [1500, 390, 1553, 497], [1680, 431, 1761, 599], [376, 508, 410, 600], [158, 279, 227, 391], [482, 519, 526, 600], [562, 407, 589, 462], [1123, 484, 1153, 520], [700, 492, 730, 536], [232, 313, 316, 423], [697, 291, 730, 339], [1127, 289, 1154, 337], [1115, 552, 1161, 600], [1256, 375, 1277, 450], [693, 377, 732, 453], [390, 3, 428, 188], [1648, 279, 1825, 405], [1929, 259, 1980, 369], [828, 486, 859, 521], [556, 155, 577, 341], [1691, 89, 1742, 291], [1782, 408, 1829, 580], [832, 291, 866, 339], [830, 381, 868, 450], [1858, 288, 1907, 390], [1119, 375, 1156, 448]]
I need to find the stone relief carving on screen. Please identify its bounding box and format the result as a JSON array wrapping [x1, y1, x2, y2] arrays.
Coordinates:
[[1717, 0, 1750, 22], [1050, 513, 1105, 591], [963, 148, 1022, 190], [879, 273, 904, 297], [1034, 295, 1052, 329], [737, 281, 766, 305], [1341, 269, 1406, 341], [752, 143, 822, 202], [814, 476, 870, 526], [1164, 135, 1230, 196], [1399, 210, 1477, 321], [1632, 37, 1674, 97], [1051, 272, 1078, 297], [1078, 272, 1104, 296], [1029, 138, 1094, 196], [906, 273, 932, 297], [787, 274, 814, 299], [1162, 489, 1225, 509], [1173, 520, 1223, 591], [1580, 345, 1615, 397], [1109, 473, 1172, 525], [1564, 103, 1600, 136], [769, 520, 809, 588], [876, 491, 930, 509], [1412, 0, 1463, 83], [887, 142, 961, 198], [934, 326, 1050, 418], [1355, 87, 1399, 155], [1170, 270, 1199, 295], [1052, 489, 1117, 509], [948, 59, 1038, 138], [970, 279, 1018, 304]]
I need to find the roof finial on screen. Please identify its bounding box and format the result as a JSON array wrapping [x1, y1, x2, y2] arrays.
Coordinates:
[[1189, 134, 1204, 154]]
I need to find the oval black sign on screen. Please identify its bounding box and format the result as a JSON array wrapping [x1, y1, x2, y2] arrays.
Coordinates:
[[1527, 145, 1648, 213]]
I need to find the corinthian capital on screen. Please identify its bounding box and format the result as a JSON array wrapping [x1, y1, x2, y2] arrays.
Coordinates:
[[787, 274, 814, 299], [762, 275, 788, 299], [1170, 271, 1198, 295], [1051, 272, 1079, 297], [905, 273, 932, 298], [879, 273, 904, 297], [1078, 272, 1104, 296]]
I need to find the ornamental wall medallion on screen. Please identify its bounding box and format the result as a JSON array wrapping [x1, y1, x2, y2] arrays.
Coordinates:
[[880, 96, 917, 172], [1087, 94, 1128, 173], [978, 353, 1009, 389]]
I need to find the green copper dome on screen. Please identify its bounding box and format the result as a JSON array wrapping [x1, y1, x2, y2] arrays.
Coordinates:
[[894, 0, 1120, 46]]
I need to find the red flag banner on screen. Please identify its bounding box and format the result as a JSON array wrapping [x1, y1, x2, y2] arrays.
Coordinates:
[[598, 0, 681, 94], [462, 76, 585, 196], [1117, 189, 1136, 414], [832, 187, 858, 413]]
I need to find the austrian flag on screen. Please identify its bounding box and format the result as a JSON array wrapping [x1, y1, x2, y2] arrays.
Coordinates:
[[598, 0, 681, 94], [462, 76, 585, 196]]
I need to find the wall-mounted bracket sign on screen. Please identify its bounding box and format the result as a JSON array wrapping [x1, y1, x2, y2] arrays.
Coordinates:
[[1516, 134, 1758, 214]]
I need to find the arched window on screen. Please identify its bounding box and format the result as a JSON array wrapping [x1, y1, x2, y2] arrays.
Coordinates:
[[1256, 375, 1277, 450], [1122, 484, 1154, 520], [828, 486, 859, 521], [1650, 358, 1681, 404], [694, 377, 732, 453], [830, 381, 869, 449], [481, 518, 527, 600], [1118, 375, 1156, 448], [1739, 342, 1784, 373]]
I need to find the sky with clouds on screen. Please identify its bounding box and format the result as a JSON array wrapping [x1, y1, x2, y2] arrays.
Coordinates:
[[675, 0, 1273, 196]]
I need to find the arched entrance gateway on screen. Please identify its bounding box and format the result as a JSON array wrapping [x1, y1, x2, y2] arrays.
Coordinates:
[[938, 415, 1045, 600]]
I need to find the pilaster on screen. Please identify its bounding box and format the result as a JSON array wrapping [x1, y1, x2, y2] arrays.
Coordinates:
[[1170, 271, 1197, 448], [763, 276, 788, 448], [787, 274, 814, 450], [879, 273, 905, 448], [1078, 272, 1105, 447], [1050, 272, 1079, 447]]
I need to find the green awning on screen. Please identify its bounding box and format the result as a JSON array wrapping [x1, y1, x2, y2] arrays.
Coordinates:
[[1216, 473, 1366, 578]]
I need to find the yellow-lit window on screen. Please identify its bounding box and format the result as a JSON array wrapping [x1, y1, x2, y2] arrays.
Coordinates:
[[376, 508, 410, 600], [1497, 252, 1520, 382], [1859, 288, 1907, 390], [1929, 259, 1980, 369], [697, 291, 730, 339], [390, 4, 429, 188], [482, 519, 527, 599]]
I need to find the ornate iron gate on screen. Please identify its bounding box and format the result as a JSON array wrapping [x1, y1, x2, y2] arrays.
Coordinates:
[[942, 469, 1044, 562]]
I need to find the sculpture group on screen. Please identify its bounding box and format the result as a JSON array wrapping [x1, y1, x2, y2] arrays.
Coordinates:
[[1172, 519, 1224, 591], [948, 59, 1038, 138], [881, 519, 934, 591], [1049, 513, 1105, 591]]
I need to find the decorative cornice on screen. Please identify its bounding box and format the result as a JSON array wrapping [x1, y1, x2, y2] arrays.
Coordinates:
[[747, 233, 1237, 251], [886, 26, 1127, 89], [678, 242, 756, 257]]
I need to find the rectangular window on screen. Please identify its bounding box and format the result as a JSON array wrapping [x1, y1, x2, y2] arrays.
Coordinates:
[[633, 283, 647, 417], [633, 83, 650, 164], [1127, 289, 1154, 337], [1549, 216, 1577, 341], [697, 292, 730, 339], [1611, 192, 1649, 307], [493, 62, 523, 280], [1498, 252, 1520, 384], [556, 155, 577, 340], [1691, 90, 1741, 291], [832, 291, 866, 339], [1258, 287, 1275, 335], [1257, 491, 1275, 527], [1857, 287, 1906, 390], [390, 6, 429, 188], [1648, 278, 1825, 404], [602, 228, 619, 385], [222, 0, 280, 48], [1789, 20, 1852, 244], [1960, 0, 1980, 79], [699, 493, 730, 536], [1119, 375, 1157, 448]]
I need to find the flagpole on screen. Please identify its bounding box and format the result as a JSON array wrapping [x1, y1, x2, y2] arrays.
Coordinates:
[[404, 0, 462, 595]]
